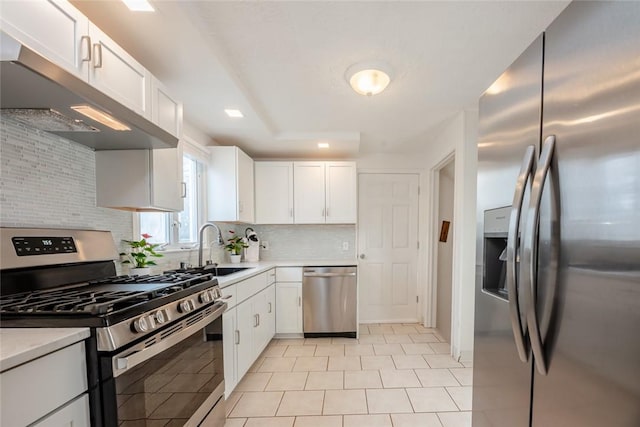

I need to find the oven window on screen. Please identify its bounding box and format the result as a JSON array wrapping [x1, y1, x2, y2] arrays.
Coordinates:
[[109, 316, 223, 426]]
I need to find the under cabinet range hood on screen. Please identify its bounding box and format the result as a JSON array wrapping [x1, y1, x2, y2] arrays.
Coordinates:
[[0, 32, 178, 150]]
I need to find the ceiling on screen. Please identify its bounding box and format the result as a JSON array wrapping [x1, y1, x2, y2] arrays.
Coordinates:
[[71, 1, 569, 159]]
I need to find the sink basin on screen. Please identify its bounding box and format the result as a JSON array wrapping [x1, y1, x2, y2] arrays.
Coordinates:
[[212, 267, 252, 276], [169, 266, 252, 276]]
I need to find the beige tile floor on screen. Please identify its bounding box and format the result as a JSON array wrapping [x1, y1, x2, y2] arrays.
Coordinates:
[[225, 324, 472, 427]]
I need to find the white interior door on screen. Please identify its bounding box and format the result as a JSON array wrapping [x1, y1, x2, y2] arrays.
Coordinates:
[[358, 173, 420, 323]]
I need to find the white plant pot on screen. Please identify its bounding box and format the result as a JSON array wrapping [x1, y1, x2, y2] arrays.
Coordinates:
[[130, 267, 151, 276], [229, 254, 242, 264]]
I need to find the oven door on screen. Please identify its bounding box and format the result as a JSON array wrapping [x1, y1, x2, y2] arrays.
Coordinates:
[[100, 302, 226, 427]]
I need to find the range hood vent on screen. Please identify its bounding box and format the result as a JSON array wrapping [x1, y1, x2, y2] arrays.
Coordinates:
[[0, 32, 178, 150]]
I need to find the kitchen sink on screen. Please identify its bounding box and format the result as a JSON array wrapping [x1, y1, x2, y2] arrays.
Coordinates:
[[212, 267, 252, 276], [169, 266, 253, 276]]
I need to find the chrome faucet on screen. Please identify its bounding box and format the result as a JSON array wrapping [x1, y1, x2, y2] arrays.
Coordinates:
[[198, 222, 224, 267]]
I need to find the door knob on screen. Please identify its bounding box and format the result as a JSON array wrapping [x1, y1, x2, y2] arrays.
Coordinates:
[[359, 254, 365, 259]]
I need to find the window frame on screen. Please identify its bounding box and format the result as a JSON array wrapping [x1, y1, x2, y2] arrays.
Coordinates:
[[134, 137, 209, 249]]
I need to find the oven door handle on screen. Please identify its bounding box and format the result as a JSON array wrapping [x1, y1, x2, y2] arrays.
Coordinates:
[[113, 303, 227, 377]]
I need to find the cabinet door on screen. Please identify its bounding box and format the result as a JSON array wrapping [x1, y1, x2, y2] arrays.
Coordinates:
[[32, 394, 90, 427], [293, 162, 326, 224], [96, 149, 182, 212], [151, 145, 183, 211], [151, 76, 183, 138], [235, 300, 255, 380], [88, 23, 151, 119], [276, 282, 303, 334], [237, 149, 255, 223], [255, 162, 294, 224], [222, 309, 237, 397], [0, 0, 89, 80], [325, 162, 357, 223], [265, 284, 276, 340]]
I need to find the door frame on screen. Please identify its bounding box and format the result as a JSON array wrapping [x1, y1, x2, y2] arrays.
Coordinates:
[[357, 169, 425, 323], [427, 153, 456, 337]]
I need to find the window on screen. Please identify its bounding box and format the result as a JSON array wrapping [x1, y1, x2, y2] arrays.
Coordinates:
[[138, 145, 207, 247]]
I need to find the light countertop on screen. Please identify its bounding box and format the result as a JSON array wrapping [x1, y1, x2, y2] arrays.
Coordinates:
[[0, 328, 90, 372], [211, 260, 357, 288]]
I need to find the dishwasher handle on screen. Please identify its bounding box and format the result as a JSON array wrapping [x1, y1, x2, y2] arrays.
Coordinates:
[[303, 272, 356, 277]]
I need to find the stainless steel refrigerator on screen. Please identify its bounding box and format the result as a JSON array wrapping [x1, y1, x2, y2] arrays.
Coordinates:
[[473, 2, 640, 426]]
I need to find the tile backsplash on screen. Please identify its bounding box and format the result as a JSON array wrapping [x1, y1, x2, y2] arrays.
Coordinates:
[[0, 117, 132, 246], [245, 224, 356, 261]]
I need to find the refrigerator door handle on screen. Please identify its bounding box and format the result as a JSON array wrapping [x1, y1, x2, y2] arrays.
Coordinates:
[[507, 145, 536, 363], [523, 135, 556, 376]]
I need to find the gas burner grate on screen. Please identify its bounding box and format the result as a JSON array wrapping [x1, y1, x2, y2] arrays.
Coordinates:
[[0, 272, 215, 316]]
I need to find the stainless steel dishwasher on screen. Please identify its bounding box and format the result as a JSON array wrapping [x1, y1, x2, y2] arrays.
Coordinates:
[[303, 266, 357, 338]]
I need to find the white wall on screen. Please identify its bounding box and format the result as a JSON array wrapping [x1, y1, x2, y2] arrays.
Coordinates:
[[436, 160, 455, 342], [421, 109, 478, 362]]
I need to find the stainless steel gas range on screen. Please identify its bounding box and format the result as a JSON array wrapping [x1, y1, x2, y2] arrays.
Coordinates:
[[0, 228, 227, 427]]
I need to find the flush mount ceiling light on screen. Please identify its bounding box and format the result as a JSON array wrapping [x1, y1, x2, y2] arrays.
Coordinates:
[[345, 61, 392, 96], [317, 142, 330, 149], [121, 0, 155, 12], [225, 109, 244, 118]]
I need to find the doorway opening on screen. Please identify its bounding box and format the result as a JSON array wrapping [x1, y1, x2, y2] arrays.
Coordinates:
[[433, 156, 455, 344]]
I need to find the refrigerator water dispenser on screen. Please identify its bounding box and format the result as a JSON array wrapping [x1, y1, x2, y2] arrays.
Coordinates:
[[483, 206, 512, 300]]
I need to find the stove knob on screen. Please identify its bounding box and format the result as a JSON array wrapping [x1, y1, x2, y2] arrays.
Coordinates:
[[133, 317, 149, 333], [179, 300, 194, 313], [199, 292, 211, 304], [155, 310, 166, 324], [211, 288, 222, 299]]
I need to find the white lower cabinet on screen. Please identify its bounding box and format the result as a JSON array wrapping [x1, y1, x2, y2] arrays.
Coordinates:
[[0, 341, 89, 427], [222, 271, 276, 397], [275, 267, 303, 335]]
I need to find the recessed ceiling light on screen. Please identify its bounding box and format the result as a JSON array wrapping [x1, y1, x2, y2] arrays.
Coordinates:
[[70, 105, 131, 131], [345, 61, 393, 96], [121, 0, 154, 12], [318, 142, 330, 149], [225, 109, 244, 118]]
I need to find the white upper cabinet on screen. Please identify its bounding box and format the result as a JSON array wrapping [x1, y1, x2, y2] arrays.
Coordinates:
[[87, 23, 151, 119], [95, 146, 184, 212], [1, 0, 176, 125], [151, 76, 183, 138], [325, 162, 357, 223], [0, 0, 89, 79], [293, 161, 356, 224], [293, 162, 326, 223], [208, 146, 255, 223], [254, 162, 294, 224]]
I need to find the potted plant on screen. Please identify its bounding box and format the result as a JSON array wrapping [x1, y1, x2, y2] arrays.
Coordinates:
[[120, 233, 163, 275], [224, 230, 248, 263]]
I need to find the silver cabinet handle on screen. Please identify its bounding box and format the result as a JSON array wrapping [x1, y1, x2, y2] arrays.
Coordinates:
[[257, 313, 260, 326], [322, 208, 325, 217], [326, 208, 329, 217], [235, 330, 240, 345], [181, 182, 187, 198], [81, 36, 91, 62], [507, 145, 535, 363], [93, 43, 103, 68], [268, 302, 272, 313], [523, 135, 555, 376], [254, 314, 258, 327], [298, 296, 302, 306], [359, 254, 365, 259]]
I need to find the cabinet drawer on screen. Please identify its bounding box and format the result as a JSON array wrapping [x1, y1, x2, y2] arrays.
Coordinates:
[[276, 267, 303, 282], [1, 342, 88, 427], [221, 284, 237, 309], [266, 268, 277, 285], [236, 272, 267, 303], [33, 394, 90, 427]]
